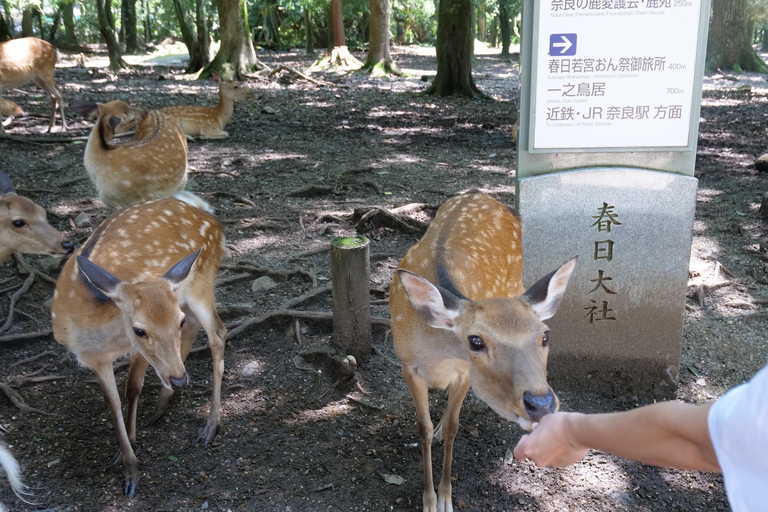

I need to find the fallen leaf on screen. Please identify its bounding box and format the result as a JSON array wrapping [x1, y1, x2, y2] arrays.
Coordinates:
[[380, 473, 406, 485]]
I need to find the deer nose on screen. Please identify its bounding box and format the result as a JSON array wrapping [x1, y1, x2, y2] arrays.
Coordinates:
[[61, 240, 74, 253], [169, 373, 188, 389], [523, 390, 557, 422]]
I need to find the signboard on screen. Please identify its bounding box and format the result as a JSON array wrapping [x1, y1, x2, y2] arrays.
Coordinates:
[[531, 0, 703, 150]]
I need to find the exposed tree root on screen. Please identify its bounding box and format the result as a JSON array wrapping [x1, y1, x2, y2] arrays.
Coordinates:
[[0, 383, 52, 416], [310, 46, 363, 72]]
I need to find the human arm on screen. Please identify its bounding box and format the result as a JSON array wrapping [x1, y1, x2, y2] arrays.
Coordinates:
[[513, 401, 721, 472]]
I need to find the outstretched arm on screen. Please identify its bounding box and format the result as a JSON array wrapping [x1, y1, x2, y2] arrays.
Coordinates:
[[513, 401, 721, 472]]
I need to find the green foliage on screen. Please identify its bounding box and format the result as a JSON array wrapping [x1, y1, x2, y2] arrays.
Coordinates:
[[392, 0, 436, 44]]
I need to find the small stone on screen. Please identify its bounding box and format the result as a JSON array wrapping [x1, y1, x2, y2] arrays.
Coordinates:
[[74, 212, 92, 228], [201, 501, 209, 510], [251, 276, 278, 292], [696, 378, 707, 387], [262, 106, 276, 114]]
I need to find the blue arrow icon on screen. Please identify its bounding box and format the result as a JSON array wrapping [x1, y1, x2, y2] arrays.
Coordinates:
[[549, 33, 577, 56]]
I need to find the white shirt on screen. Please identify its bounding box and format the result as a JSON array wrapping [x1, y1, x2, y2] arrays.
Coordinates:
[[708, 364, 768, 512]]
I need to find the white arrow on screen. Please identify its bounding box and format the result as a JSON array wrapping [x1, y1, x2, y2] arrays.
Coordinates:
[[553, 35, 573, 54]]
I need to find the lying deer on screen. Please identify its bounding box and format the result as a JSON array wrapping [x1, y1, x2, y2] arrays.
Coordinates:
[[389, 192, 577, 512], [0, 37, 67, 133], [69, 100, 188, 210], [0, 170, 73, 265], [1, 99, 24, 127], [51, 194, 227, 497], [163, 71, 253, 139]]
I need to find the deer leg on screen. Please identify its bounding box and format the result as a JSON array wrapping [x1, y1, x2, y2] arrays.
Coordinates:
[[93, 361, 139, 497], [194, 305, 226, 445], [402, 364, 437, 512], [33, 76, 66, 132], [148, 314, 201, 425], [125, 353, 150, 444], [0, 84, 5, 135], [199, 127, 229, 139], [33, 77, 56, 132], [436, 375, 470, 512]]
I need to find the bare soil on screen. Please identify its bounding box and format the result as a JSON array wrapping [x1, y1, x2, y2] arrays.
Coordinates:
[[1, 44, 766, 512]]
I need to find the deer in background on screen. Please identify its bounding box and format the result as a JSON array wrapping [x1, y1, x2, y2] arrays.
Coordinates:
[[1, 99, 24, 127], [69, 100, 188, 210], [51, 195, 227, 497], [0, 37, 67, 134], [0, 170, 73, 265], [163, 71, 253, 139], [389, 193, 577, 512]]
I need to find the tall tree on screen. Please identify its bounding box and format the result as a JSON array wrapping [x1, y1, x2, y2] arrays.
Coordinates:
[[123, 0, 139, 52], [477, 1, 486, 42], [426, 0, 488, 97], [196, 0, 211, 65], [360, 0, 402, 75], [172, 0, 205, 71], [62, 0, 77, 43], [96, 0, 127, 69], [499, 0, 510, 56], [707, 0, 768, 72], [0, 0, 13, 39], [304, 7, 314, 54], [314, 0, 362, 69], [202, 0, 264, 79]]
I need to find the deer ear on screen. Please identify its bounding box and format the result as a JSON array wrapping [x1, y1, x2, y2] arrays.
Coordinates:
[[162, 249, 201, 289], [108, 116, 122, 131], [0, 170, 16, 199], [523, 256, 578, 321], [397, 269, 463, 331], [69, 101, 99, 120], [211, 71, 221, 83], [78, 256, 122, 302]]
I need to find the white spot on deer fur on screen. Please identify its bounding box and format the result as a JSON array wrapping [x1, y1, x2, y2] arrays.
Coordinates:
[[122, 180, 131, 187], [51, 312, 56, 319], [69, 290, 76, 299], [394, 314, 405, 321]]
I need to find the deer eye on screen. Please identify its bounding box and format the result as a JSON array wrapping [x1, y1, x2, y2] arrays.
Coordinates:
[[133, 327, 147, 338], [468, 335, 486, 351], [180, 318, 186, 330], [12, 220, 25, 228], [542, 330, 550, 348]]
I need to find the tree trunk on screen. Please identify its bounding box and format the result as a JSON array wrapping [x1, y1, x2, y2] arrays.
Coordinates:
[[477, 2, 486, 42], [261, 0, 281, 50], [49, 4, 64, 42], [143, 0, 152, 42], [304, 7, 314, 54], [0, 12, 10, 42], [707, 0, 767, 72], [490, 16, 497, 47], [172, 0, 202, 70], [201, 0, 264, 80], [763, 24, 768, 52], [314, 0, 362, 69], [196, 0, 211, 65], [63, 0, 77, 43], [0, 0, 13, 39], [426, 0, 488, 98], [22, 7, 35, 36], [331, 237, 371, 365], [96, 0, 127, 70], [123, 0, 138, 53], [499, 0, 510, 56], [361, 0, 402, 75], [105, 0, 116, 32], [331, 0, 344, 47]]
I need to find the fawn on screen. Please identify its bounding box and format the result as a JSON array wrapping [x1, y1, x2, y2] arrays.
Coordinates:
[[0, 37, 67, 133], [69, 100, 188, 210], [163, 71, 253, 139], [0, 170, 73, 265], [51, 194, 227, 497], [389, 193, 577, 512]]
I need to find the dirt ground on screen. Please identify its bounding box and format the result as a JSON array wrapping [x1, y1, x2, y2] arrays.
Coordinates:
[[0, 43, 766, 512]]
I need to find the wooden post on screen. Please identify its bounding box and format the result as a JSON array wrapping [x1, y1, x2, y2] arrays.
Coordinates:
[[331, 236, 371, 365]]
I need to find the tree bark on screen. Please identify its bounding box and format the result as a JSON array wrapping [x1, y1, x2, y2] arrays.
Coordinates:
[[477, 2, 486, 42], [172, 0, 202, 70], [96, 0, 127, 70], [499, 0, 510, 56], [0, 0, 13, 39], [305, 7, 314, 54], [707, 0, 768, 72], [260, 0, 281, 50], [123, 0, 138, 52], [62, 0, 77, 43], [314, 0, 362, 69], [202, 0, 264, 80], [143, 0, 152, 42], [196, 0, 211, 65], [361, 0, 402, 76], [22, 7, 36, 37], [0, 11, 10, 42], [426, 0, 489, 98], [49, 3, 64, 42]]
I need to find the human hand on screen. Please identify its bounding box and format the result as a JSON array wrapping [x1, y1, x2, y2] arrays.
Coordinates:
[[512, 412, 589, 467]]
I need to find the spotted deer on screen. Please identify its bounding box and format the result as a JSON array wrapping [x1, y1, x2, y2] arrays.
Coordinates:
[[51, 195, 227, 497], [0, 170, 73, 265], [1, 98, 24, 126], [0, 37, 67, 133], [389, 193, 577, 512], [69, 100, 188, 210], [162, 71, 253, 139]]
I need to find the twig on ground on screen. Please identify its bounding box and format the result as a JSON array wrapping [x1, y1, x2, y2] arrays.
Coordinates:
[[0, 330, 52, 342], [8, 351, 58, 370], [0, 383, 53, 415], [0, 273, 35, 334], [286, 246, 330, 261]]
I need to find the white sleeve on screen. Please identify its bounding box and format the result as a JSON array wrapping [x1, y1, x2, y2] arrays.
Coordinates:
[[708, 364, 768, 512]]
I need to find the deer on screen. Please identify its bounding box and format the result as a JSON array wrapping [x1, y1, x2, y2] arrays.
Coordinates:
[[0, 170, 73, 265], [1, 98, 24, 127], [51, 194, 227, 497], [389, 192, 577, 512], [69, 100, 188, 210], [0, 37, 67, 134], [162, 71, 253, 139]]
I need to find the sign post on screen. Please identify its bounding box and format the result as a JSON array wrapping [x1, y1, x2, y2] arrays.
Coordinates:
[[516, 0, 710, 393]]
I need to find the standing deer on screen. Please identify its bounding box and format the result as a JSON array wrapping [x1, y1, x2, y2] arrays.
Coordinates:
[[0, 170, 73, 265], [389, 193, 577, 512], [163, 71, 253, 139], [0, 37, 67, 134], [51, 195, 227, 497], [69, 101, 188, 210]]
